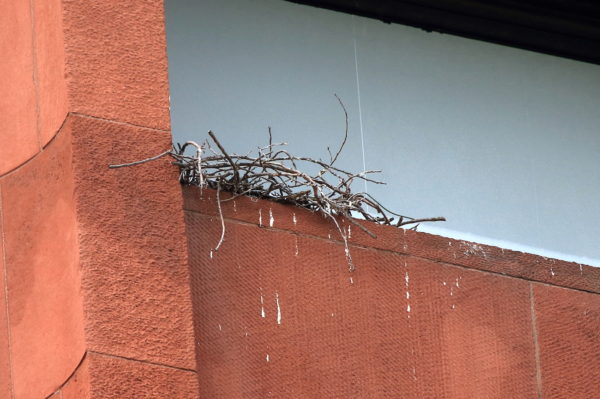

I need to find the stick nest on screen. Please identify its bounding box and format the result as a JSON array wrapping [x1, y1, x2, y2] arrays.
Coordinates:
[[110, 96, 445, 271]]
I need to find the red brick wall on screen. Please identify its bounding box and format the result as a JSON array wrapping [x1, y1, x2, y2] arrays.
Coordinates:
[[184, 187, 600, 398]]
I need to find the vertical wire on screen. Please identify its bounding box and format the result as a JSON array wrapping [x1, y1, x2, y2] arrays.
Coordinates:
[[352, 16, 368, 193]]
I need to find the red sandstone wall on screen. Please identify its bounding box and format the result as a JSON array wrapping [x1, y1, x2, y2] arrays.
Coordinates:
[[184, 187, 600, 398], [1, 0, 198, 397], [3, 0, 599, 397]]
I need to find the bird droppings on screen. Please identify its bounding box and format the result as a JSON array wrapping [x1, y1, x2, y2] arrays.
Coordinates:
[[258, 208, 263, 227], [266, 354, 270, 362], [461, 241, 487, 258], [269, 208, 274, 227], [260, 289, 266, 318], [209, 250, 213, 259], [550, 267, 556, 277], [233, 200, 237, 212], [218, 324, 222, 331], [292, 212, 297, 226], [348, 225, 352, 238], [275, 292, 282, 325], [349, 277, 354, 284]]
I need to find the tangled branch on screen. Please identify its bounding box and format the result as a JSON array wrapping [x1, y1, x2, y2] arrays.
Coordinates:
[[110, 97, 445, 271]]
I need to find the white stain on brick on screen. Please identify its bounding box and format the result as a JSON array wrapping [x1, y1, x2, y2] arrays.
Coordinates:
[[269, 208, 274, 227], [275, 292, 282, 325], [292, 212, 297, 226], [260, 289, 266, 318], [259, 208, 263, 226]]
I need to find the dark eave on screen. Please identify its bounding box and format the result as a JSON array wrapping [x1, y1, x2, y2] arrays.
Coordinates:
[[285, 0, 600, 65]]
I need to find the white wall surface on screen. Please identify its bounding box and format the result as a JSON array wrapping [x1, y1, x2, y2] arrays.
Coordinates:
[[165, 0, 600, 266]]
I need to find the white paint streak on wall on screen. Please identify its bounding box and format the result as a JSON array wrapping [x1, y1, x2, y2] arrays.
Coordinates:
[[269, 208, 274, 227], [275, 292, 282, 325]]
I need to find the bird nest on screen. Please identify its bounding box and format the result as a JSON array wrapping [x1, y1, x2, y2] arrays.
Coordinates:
[[110, 97, 444, 270]]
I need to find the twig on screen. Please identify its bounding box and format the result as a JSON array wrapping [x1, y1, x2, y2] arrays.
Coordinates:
[[108, 149, 171, 168], [214, 180, 226, 252]]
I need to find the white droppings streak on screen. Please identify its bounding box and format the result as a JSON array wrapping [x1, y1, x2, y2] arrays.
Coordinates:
[[259, 209, 263, 226], [292, 213, 297, 225], [579, 263, 583, 274], [407, 304, 411, 312], [275, 292, 282, 325], [269, 208, 274, 227], [294, 239, 299, 256], [233, 201, 237, 212], [442, 281, 447, 286], [455, 278, 460, 288], [331, 313, 334, 317], [450, 287, 454, 296], [451, 304, 456, 310], [218, 324, 222, 331], [412, 366, 417, 381], [349, 277, 354, 284], [260, 289, 266, 318], [266, 354, 270, 362], [406, 291, 410, 299], [550, 267, 556, 277], [405, 271, 409, 286], [348, 225, 352, 238]]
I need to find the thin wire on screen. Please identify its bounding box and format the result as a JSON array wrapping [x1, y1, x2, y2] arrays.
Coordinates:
[[352, 16, 368, 194]]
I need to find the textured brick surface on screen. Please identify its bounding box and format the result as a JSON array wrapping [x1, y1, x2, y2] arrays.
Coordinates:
[[183, 187, 600, 293], [33, 0, 69, 146], [185, 208, 538, 398], [0, 127, 85, 399], [534, 284, 600, 398], [0, 0, 39, 175], [69, 114, 195, 370], [0, 195, 11, 399], [62, 0, 171, 130], [61, 356, 90, 399], [87, 352, 199, 399]]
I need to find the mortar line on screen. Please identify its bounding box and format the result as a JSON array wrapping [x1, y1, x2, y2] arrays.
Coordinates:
[[42, 351, 87, 399], [0, 113, 70, 179], [529, 283, 544, 398], [28, 0, 42, 150], [0, 187, 15, 399], [69, 112, 171, 133], [185, 209, 600, 295], [88, 350, 197, 374]]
